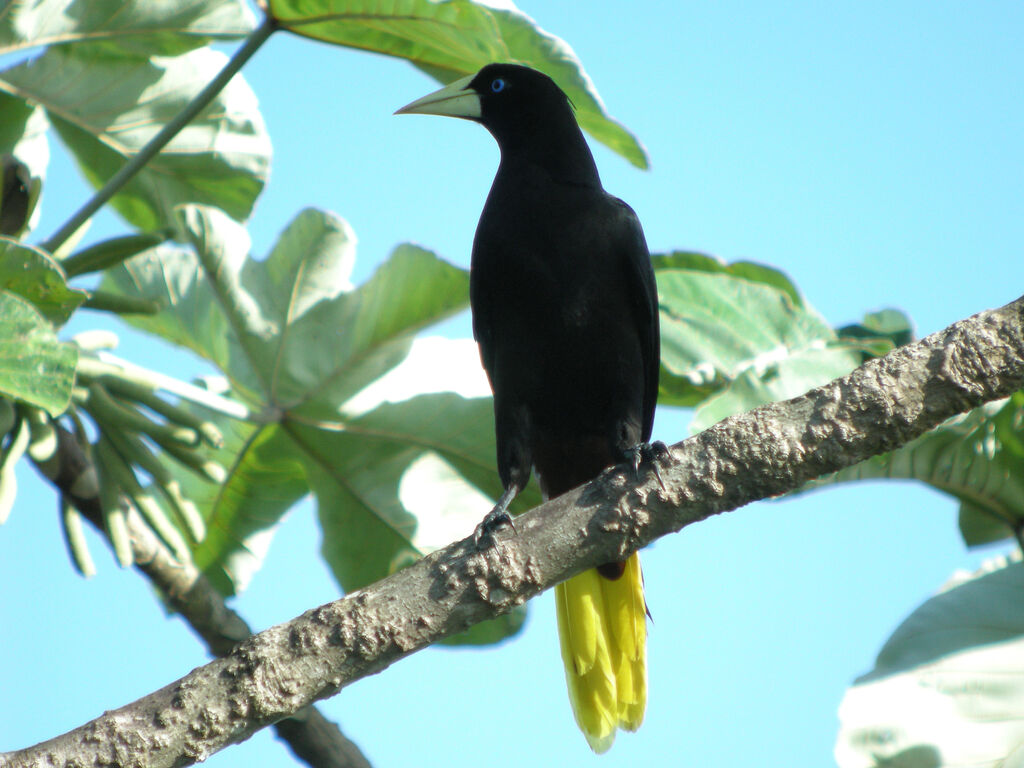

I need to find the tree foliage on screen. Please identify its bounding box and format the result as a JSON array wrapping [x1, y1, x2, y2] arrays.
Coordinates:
[[0, 1, 1022, 765]]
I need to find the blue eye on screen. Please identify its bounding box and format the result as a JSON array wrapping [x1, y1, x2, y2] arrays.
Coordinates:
[[490, 78, 506, 93]]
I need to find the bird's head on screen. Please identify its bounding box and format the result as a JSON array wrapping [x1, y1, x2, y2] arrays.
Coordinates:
[[396, 64, 581, 153]]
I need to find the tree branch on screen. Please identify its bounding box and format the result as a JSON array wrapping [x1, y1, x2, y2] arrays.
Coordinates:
[[6, 294, 1023, 768], [24, 424, 371, 768], [39, 15, 278, 255]]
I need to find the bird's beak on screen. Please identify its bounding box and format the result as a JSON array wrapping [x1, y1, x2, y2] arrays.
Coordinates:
[[394, 74, 481, 120]]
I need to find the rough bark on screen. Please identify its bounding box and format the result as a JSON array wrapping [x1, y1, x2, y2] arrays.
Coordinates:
[[5, 294, 1023, 768], [25, 425, 372, 768]]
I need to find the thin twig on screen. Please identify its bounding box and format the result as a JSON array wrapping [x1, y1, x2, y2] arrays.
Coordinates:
[[40, 15, 278, 254]]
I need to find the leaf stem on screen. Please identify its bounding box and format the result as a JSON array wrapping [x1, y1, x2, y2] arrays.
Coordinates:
[[40, 15, 278, 254], [78, 352, 253, 421]]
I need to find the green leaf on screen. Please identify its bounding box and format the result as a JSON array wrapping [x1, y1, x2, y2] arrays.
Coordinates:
[[159, 347, 529, 645], [301, 391, 531, 645], [691, 348, 858, 433], [1, 45, 270, 231], [182, 410, 310, 596], [0, 0, 255, 57], [269, 0, 648, 168], [0, 292, 78, 416], [655, 265, 860, 427], [652, 251, 805, 308], [807, 393, 1024, 548], [314, 392, 537, 585], [835, 556, 1024, 768], [100, 240, 264, 401], [102, 206, 471, 413], [176, 380, 526, 641], [0, 238, 87, 325], [102, 208, 527, 645], [836, 308, 915, 361]]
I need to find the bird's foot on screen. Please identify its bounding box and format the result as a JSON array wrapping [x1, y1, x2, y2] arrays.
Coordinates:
[[473, 484, 519, 548], [624, 440, 670, 489], [473, 505, 516, 548]]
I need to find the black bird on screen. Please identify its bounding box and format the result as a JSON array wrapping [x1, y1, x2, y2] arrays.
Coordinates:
[[397, 63, 659, 752]]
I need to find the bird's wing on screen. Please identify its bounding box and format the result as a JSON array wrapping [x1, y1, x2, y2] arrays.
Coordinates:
[[609, 196, 660, 441], [470, 263, 497, 386]]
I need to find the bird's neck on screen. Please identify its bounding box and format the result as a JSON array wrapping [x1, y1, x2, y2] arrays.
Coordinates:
[[496, 124, 601, 188]]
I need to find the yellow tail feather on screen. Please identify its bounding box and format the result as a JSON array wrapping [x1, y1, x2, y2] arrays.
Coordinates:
[[555, 553, 647, 752]]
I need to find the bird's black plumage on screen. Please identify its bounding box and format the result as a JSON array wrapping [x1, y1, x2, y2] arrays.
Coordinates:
[[460, 65, 659, 534], [398, 62, 659, 751]]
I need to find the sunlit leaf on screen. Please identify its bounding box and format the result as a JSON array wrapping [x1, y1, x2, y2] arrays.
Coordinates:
[[0, 292, 77, 415], [653, 251, 804, 308], [1, 46, 270, 231], [269, 0, 648, 168], [655, 263, 860, 428], [102, 206, 470, 412], [0, 238, 87, 325], [0, 0, 255, 56], [183, 410, 310, 596], [101, 208, 523, 644], [836, 556, 1024, 768], [305, 391, 532, 645]]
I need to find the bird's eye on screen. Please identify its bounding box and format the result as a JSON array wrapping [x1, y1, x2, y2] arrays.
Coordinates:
[[490, 78, 506, 93]]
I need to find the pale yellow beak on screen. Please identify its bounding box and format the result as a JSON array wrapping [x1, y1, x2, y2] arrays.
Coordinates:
[[394, 74, 482, 119]]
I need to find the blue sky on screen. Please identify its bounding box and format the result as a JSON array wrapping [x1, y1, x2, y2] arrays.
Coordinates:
[[2, 2, 1023, 766]]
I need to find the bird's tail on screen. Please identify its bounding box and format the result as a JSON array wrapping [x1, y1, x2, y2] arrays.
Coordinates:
[[555, 552, 646, 753]]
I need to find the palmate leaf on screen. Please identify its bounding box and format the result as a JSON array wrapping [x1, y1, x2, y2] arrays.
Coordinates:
[[806, 393, 1024, 548], [171, 382, 526, 644], [300, 390, 531, 645], [0, 292, 77, 416], [104, 206, 470, 412], [268, 0, 648, 168], [654, 251, 805, 308], [0, 0, 255, 56], [102, 206, 526, 644], [835, 556, 1024, 768], [166, 403, 310, 596], [0, 45, 270, 231], [653, 253, 861, 430]]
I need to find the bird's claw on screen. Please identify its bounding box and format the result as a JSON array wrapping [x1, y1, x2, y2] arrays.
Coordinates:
[[473, 504, 517, 548], [625, 440, 670, 490]]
